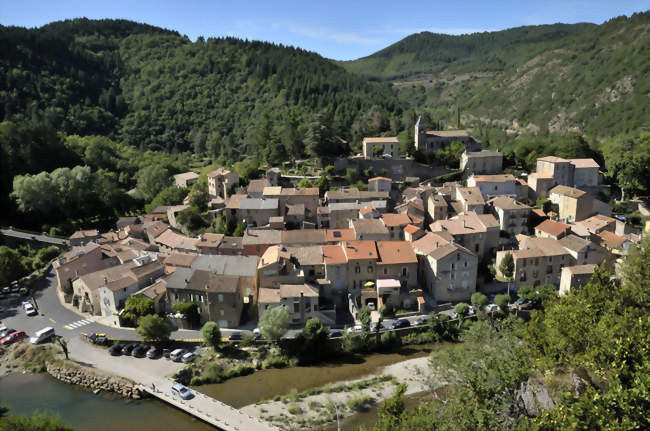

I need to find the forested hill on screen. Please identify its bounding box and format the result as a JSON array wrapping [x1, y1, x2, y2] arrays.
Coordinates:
[[340, 13, 650, 138], [0, 18, 401, 158]]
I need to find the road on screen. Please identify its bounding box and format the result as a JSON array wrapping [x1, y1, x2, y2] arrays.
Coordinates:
[[0, 269, 249, 342]]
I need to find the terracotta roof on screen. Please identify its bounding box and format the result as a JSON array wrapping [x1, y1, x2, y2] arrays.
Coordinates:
[[247, 178, 271, 194], [488, 196, 531, 211], [431, 212, 495, 236], [155, 230, 197, 251], [258, 287, 281, 303], [218, 236, 243, 251], [195, 233, 224, 249], [579, 214, 616, 233], [538, 156, 569, 163], [207, 167, 234, 178], [281, 229, 327, 245], [173, 171, 199, 182], [325, 229, 355, 242], [471, 174, 516, 183], [457, 187, 485, 206], [259, 245, 290, 266], [242, 229, 283, 246], [360, 206, 377, 216], [563, 264, 597, 275], [380, 213, 411, 227], [404, 224, 422, 235], [281, 187, 319, 196], [186, 271, 240, 293], [363, 137, 399, 143], [285, 245, 323, 266], [263, 186, 282, 196], [352, 219, 390, 236], [532, 208, 547, 217], [163, 253, 197, 268], [395, 201, 425, 212], [411, 232, 453, 255], [70, 229, 99, 240], [280, 284, 319, 298], [597, 231, 628, 249], [134, 279, 167, 302], [225, 194, 249, 209], [368, 176, 392, 182], [376, 241, 417, 265], [520, 237, 571, 256], [558, 235, 591, 252], [425, 130, 469, 137], [549, 185, 586, 199], [428, 243, 471, 260], [535, 219, 571, 237], [342, 240, 378, 260], [569, 158, 600, 168], [322, 244, 347, 265]]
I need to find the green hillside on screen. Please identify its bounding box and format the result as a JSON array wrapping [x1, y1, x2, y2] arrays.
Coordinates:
[[0, 18, 401, 156], [341, 12, 650, 138]]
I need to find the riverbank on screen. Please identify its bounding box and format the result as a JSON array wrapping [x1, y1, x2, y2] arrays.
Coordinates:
[[240, 355, 443, 430]]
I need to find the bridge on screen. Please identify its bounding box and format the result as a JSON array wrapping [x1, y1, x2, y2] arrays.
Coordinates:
[[0, 227, 69, 248], [140, 376, 280, 431]]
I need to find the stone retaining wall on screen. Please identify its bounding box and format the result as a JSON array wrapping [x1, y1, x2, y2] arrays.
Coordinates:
[[46, 364, 145, 399]]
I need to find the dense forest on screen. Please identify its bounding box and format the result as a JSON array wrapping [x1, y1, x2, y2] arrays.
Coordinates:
[[342, 13, 650, 138]]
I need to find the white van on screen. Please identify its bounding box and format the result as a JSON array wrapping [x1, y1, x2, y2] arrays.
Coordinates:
[[170, 348, 186, 362], [30, 327, 55, 344]]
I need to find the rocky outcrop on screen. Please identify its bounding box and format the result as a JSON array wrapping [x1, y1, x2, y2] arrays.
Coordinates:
[[46, 364, 145, 400], [516, 377, 556, 417]]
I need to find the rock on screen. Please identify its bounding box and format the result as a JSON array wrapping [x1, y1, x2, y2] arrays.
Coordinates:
[[516, 377, 556, 417], [570, 372, 588, 395]]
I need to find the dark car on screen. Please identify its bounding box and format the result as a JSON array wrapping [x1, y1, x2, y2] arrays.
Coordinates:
[[162, 348, 171, 358], [329, 329, 343, 338], [9, 281, 20, 294], [228, 332, 242, 341], [121, 343, 136, 355], [109, 344, 125, 356], [391, 319, 410, 329], [132, 345, 148, 358], [146, 346, 162, 359]]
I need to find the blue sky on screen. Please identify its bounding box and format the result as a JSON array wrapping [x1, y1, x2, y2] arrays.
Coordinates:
[[1, 0, 647, 60]]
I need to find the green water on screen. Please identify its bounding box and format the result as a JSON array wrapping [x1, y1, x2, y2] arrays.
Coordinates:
[[195, 344, 438, 408], [0, 373, 214, 431]]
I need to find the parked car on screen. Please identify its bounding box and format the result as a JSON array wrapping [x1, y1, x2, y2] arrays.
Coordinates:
[[87, 333, 108, 345], [146, 346, 162, 359], [228, 332, 242, 341], [181, 352, 196, 363], [30, 327, 54, 344], [328, 329, 343, 338], [0, 286, 9, 295], [486, 304, 499, 313], [22, 301, 37, 316], [518, 302, 532, 311], [391, 319, 410, 329], [121, 343, 137, 356], [0, 327, 15, 339], [467, 306, 475, 315], [170, 348, 186, 362], [132, 345, 148, 358], [370, 322, 387, 332], [9, 281, 20, 294], [109, 344, 125, 356], [414, 316, 429, 326], [162, 348, 171, 359], [171, 383, 193, 400], [347, 324, 362, 333], [253, 328, 261, 339], [1, 330, 27, 345]]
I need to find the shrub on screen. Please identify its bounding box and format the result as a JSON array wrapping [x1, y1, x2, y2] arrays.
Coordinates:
[[346, 394, 374, 411]]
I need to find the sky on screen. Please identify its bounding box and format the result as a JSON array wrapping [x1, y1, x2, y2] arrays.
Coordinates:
[[0, 0, 647, 60]]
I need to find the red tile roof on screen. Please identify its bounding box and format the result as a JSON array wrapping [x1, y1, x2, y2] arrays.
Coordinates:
[[535, 219, 571, 237], [376, 241, 418, 265]]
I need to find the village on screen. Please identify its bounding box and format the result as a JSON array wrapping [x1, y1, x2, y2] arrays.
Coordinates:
[[49, 117, 641, 333]]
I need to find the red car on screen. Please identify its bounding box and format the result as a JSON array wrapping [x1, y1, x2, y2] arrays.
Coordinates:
[[0, 330, 27, 345]]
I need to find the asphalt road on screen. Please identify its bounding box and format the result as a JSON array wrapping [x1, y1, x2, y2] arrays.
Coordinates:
[[0, 269, 246, 342]]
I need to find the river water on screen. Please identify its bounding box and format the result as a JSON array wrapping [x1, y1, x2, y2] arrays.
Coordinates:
[[0, 343, 442, 430]]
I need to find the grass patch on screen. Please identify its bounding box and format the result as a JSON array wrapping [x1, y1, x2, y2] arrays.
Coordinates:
[[346, 393, 374, 411]]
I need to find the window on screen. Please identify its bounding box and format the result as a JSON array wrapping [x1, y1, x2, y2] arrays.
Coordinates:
[[367, 266, 373, 273], [402, 267, 407, 277], [355, 265, 360, 274], [293, 302, 300, 313], [464, 261, 468, 268], [457, 253, 461, 261], [219, 309, 225, 317], [218, 294, 224, 303], [335, 266, 340, 275], [383, 268, 388, 275], [475, 244, 479, 252]]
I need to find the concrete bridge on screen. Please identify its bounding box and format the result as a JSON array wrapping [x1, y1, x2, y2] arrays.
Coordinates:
[[140, 377, 280, 431]]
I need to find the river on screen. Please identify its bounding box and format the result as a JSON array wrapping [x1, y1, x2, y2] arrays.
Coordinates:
[[0, 343, 442, 430]]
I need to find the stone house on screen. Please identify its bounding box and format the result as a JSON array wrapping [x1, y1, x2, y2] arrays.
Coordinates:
[[325, 229, 356, 243], [322, 244, 349, 293], [455, 187, 485, 214], [559, 264, 597, 296], [427, 194, 449, 223], [173, 171, 199, 188], [242, 229, 283, 257], [548, 185, 594, 222], [534, 219, 571, 240], [53, 243, 119, 290], [327, 202, 360, 229], [467, 174, 517, 199], [226, 197, 279, 227], [69, 229, 101, 247], [430, 211, 499, 261], [342, 240, 378, 292], [247, 178, 271, 198], [414, 116, 480, 155], [195, 233, 225, 255], [154, 229, 198, 254], [351, 219, 390, 241], [460, 150, 503, 174], [380, 213, 411, 240], [376, 241, 418, 288], [362, 137, 399, 159], [487, 196, 531, 236], [527, 173, 555, 200], [368, 177, 392, 193], [207, 168, 239, 199], [257, 284, 322, 326]]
